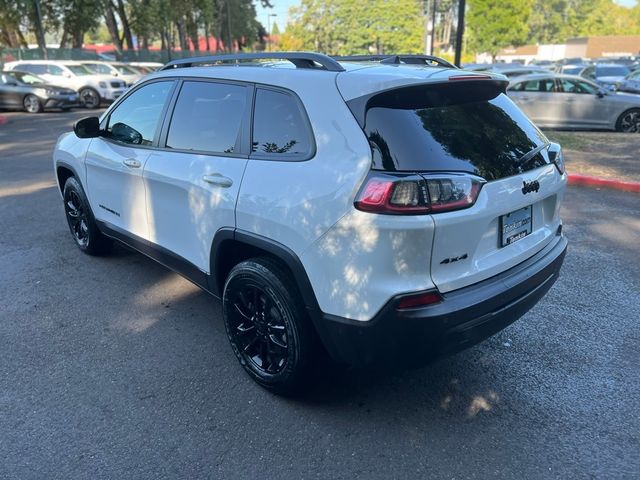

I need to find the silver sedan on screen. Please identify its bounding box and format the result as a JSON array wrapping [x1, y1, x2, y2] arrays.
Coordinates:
[[507, 73, 640, 132]]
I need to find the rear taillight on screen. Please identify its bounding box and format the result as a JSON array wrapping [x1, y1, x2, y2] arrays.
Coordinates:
[[354, 173, 484, 215]]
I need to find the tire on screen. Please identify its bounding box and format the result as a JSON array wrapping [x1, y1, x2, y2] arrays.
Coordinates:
[[79, 88, 101, 109], [223, 257, 314, 395], [23, 94, 43, 113], [62, 177, 112, 255], [615, 108, 640, 133]]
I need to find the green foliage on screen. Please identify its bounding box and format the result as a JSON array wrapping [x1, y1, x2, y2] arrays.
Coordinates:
[[282, 0, 423, 55], [467, 0, 534, 59]]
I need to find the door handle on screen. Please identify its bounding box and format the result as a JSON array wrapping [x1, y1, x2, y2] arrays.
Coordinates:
[[202, 173, 233, 188], [123, 158, 141, 168]]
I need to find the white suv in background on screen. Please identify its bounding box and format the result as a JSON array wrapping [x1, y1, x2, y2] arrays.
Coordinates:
[[80, 61, 143, 87], [4, 60, 126, 108], [53, 53, 568, 394]]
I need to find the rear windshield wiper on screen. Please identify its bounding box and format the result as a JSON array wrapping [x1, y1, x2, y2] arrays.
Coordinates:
[[516, 143, 550, 170]]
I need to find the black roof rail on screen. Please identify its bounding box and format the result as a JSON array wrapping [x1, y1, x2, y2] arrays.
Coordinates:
[[333, 54, 457, 69], [160, 52, 345, 72]]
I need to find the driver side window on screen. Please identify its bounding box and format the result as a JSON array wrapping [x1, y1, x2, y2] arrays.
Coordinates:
[[106, 81, 173, 146], [559, 79, 598, 94]]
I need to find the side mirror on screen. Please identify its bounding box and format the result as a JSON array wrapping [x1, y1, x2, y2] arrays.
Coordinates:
[[5, 80, 18, 87], [597, 90, 606, 98], [63, 71, 72, 78], [110, 122, 143, 144], [74, 116, 101, 138]]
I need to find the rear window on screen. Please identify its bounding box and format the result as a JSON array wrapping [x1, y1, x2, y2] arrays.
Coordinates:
[[361, 82, 549, 181], [597, 66, 630, 77]]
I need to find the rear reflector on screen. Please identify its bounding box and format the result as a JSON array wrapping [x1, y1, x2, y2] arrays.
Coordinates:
[[396, 291, 443, 310]]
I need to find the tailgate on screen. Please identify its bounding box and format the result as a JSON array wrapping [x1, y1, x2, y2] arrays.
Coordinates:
[[430, 164, 565, 293]]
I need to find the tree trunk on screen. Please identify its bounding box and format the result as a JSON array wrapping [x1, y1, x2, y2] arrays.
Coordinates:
[[225, 0, 232, 52], [176, 18, 188, 50], [32, 0, 47, 58], [204, 21, 210, 51], [116, 0, 134, 49], [105, 2, 123, 56], [59, 28, 68, 48], [72, 29, 84, 49]]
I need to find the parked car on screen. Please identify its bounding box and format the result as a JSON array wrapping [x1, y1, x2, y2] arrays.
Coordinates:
[[3, 60, 126, 108], [582, 63, 631, 91], [555, 64, 590, 76], [617, 69, 640, 94], [0, 70, 78, 113], [54, 52, 567, 393], [80, 61, 143, 86], [529, 60, 557, 70], [508, 73, 640, 132], [488, 65, 549, 78]]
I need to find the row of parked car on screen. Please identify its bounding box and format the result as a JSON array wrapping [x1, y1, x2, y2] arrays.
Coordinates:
[[466, 57, 640, 93], [0, 60, 161, 113], [463, 59, 640, 132]]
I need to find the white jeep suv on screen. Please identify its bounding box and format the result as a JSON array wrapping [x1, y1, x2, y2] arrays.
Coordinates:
[[53, 53, 568, 394]]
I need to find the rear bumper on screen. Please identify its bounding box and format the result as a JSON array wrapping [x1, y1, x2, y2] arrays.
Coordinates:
[[313, 235, 568, 367]]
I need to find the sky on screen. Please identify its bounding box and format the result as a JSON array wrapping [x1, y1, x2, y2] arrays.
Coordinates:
[[255, 0, 297, 32], [255, 0, 639, 32]]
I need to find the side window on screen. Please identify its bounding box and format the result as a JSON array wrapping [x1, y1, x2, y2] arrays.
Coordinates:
[[521, 79, 555, 92], [559, 79, 598, 94], [166, 81, 248, 154], [583, 67, 596, 79], [23, 64, 46, 75], [106, 81, 173, 146], [509, 82, 524, 91], [252, 88, 312, 157], [47, 64, 65, 76]]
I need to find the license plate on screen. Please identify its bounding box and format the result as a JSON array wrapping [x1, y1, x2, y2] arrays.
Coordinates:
[[69, 95, 77, 101], [500, 206, 532, 247]]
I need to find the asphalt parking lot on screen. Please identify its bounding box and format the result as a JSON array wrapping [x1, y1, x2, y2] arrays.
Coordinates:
[[1, 110, 638, 479]]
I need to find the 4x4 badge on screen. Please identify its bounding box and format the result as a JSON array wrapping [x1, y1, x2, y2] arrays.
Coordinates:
[[522, 180, 540, 194]]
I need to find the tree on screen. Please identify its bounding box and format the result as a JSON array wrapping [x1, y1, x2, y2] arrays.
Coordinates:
[[281, 0, 423, 55], [467, 0, 533, 60]]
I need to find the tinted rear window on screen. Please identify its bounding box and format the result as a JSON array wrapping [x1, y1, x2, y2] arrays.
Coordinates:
[[252, 88, 312, 157], [362, 83, 548, 181]]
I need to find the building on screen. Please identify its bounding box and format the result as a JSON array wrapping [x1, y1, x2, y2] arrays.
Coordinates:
[[475, 35, 640, 64]]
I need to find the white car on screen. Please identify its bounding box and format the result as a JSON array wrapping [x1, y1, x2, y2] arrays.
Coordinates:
[[4, 60, 126, 108], [53, 53, 568, 394], [80, 61, 143, 86]]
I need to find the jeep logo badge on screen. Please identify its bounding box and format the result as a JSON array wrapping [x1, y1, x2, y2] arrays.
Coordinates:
[[522, 180, 540, 194]]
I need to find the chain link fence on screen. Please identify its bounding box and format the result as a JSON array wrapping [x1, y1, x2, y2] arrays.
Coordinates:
[[0, 47, 225, 67]]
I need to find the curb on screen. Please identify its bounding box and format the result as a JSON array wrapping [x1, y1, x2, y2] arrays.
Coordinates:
[[568, 174, 640, 193]]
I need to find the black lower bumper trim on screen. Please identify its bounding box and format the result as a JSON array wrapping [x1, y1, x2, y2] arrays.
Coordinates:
[[313, 236, 568, 367]]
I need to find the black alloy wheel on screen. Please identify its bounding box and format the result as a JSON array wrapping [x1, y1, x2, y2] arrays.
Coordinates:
[[223, 258, 313, 394], [64, 188, 89, 248], [227, 283, 289, 375], [62, 177, 112, 255]]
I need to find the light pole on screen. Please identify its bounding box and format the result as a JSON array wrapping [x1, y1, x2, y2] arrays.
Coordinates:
[[267, 13, 278, 51]]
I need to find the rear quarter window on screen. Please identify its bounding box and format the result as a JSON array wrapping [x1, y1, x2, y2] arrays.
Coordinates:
[[251, 88, 313, 159]]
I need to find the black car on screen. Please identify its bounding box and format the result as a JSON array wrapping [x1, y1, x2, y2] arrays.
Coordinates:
[[0, 70, 79, 113]]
